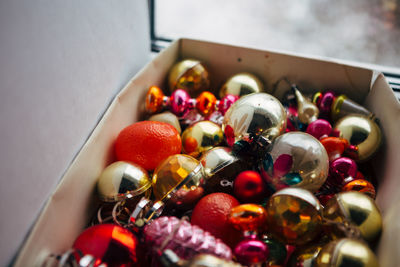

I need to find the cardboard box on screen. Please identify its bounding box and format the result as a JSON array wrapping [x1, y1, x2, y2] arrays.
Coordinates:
[[15, 39, 400, 266]]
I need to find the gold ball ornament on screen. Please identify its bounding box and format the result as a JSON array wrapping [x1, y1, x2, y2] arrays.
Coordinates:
[[334, 114, 382, 162], [323, 191, 382, 242], [168, 59, 210, 95], [287, 243, 324, 267], [266, 188, 323, 245], [96, 161, 152, 202], [222, 93, 287, 147], [181, 121, 223, 158], [219, 72, 264, 98], [315, 238, 378, 267]]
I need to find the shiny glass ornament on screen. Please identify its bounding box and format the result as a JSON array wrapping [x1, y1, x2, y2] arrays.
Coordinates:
[[316, 238, 378, 267], [219, 72, 264, 98], [73, 224, 138, 267], [342, 179, 376, 199], [218, 94, 239, 115], [233, 171, 266, 203], [260, 132, 329, 192], [195, 91, 217, 116], [145, 86, 166, 114], [170, 89, 192, 117], [313, 91, 336, 120], [168, 59, 210, 95], [234, 238, 269, 266], [200, 146, 250, 194], [323, 191, 382, 242], [144, 216, 232, 260], [306, 119, 332, 140], [327, 157, 357, 189], [149, 111, 182, 134], [181, 121, 223, 158], [334, 114, 382, 162], [287, 243, 324, 267], [266, 188, 323, 245], [222, 93, 287, 147], [331, 94, 373, 121], [320, 137, 349, 161], [96, 161, 151, 202], [293, 87, 319, 124], [152, 154, 204, 202], [229, 204, 267, 233]]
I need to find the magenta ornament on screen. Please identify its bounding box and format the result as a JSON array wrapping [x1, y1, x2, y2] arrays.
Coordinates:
[[219, 94, 239, 115], [234, 238, 269, 265], [170, 89, 192, 117], [318, 91, 336, 119], [306, 119, 332, 140], [144, 216, 232, 260], [324, 157, 357, 191]]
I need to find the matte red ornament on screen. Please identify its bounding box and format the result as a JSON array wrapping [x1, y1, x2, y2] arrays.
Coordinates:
[[73, 224, 138, 267], [191, 193, 242, 248], [234, 171, 265, 203]]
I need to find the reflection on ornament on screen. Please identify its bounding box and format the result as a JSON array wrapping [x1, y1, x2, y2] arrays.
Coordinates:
[[316, 238, 378, 267], [96, 161, 152, 202], [260, 132, 329, 192], [73, 224, 138, 267], [168, 59, 210, 95], [229, 204, 267, 233], [342, 179, 376, 199], [234, 238, 269, 266], [234, 171, 266, 203], [334, 114, 382, 162], [219, 72, 264, 98], [222, 93, 287, 147], [181, 121, 223, 158], [323, 191, 382, 242], [306, 119, 332, 140], [266, 188, 323, 245]]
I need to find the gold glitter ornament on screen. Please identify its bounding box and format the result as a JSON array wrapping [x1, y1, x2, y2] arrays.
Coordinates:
[[96, 161, 151, 202], [266, 188, 323, 245], [219, 72, 264, 98], [181, 121, 223, 158], [152, 154, 204, 202], [334, 114, 382, 162], [315, 238, 378, 267], [323, 191, 382, 242], [168, 59, 210, 95]]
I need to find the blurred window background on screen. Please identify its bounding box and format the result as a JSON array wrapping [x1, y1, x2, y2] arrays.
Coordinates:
[[152, 0, 400, 69]]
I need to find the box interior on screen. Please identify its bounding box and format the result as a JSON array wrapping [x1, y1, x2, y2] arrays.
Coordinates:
[[15, 39, 400, 266]]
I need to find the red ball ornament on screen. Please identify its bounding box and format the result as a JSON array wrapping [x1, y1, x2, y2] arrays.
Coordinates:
[[73, 224, 138, 267], [234, 171, 265, 203], [191, 193, 241, 248]]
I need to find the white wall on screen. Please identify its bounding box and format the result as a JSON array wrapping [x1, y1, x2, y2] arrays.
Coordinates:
[[0, 1, 150, 265]]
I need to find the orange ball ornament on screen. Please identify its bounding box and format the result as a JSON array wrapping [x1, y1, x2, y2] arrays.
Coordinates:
[[342, 179, 376, 199], [196, 91, 217, 116], [115, 121, 181, 171], [145, 86, 165, 113], [320, 137, 349, 161], [229, 204, 267, 233]]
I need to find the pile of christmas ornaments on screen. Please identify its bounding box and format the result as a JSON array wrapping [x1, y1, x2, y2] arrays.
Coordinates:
[[57, 59, 383, 267]]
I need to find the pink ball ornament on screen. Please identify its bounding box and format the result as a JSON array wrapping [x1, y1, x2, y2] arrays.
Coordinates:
[[306, 119, 332, 140], [234, 238, 269, 266], [219, 94, 239, 115], [170, 89, 192, 117]]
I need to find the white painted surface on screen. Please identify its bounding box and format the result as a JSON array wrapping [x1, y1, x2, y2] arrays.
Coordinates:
[[0, 1, 150, 265]]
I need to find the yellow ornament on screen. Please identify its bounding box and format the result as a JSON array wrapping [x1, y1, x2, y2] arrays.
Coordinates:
[[316, 238, 378, 267], [323, 191, 382, 242], [181, 121, 223, 158], [168, 59, 210, 95], [219, 72, 264, 98], [96, 161, 151, 202]]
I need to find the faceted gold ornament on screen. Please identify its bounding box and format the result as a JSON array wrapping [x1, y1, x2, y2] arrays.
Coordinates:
[[181, 121, 223, 158], [96, 161, 152, 202], [168, 59, 210, 95], [334, 114, 382, 162], [266, 188, 323, 245], [219, 72, 264, 98], [316, 238, 378, 267], [323, 191, 382, 242], [152, 154, 204, 202]]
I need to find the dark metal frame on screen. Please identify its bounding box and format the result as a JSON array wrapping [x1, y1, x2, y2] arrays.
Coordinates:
[[148, 0, 400, 98]]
